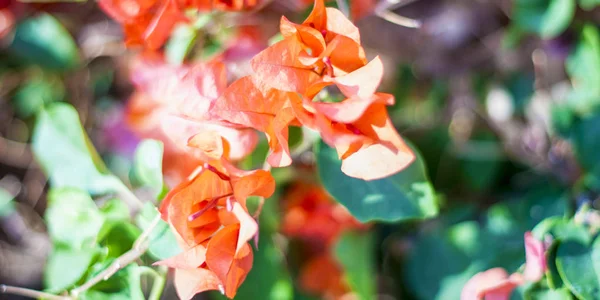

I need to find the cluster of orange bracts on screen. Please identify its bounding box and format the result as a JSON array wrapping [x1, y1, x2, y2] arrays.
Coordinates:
[[99, 0, 259, 49], [116, 0, 415, 298]]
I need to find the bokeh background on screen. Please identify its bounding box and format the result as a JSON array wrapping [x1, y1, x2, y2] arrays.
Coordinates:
[[1, 0, 599, 299]]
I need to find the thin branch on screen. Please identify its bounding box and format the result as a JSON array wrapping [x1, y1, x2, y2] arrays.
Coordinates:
[[374, 0, 422, 28], [115, 181, 145, 212], [375, 10, 421, 28], [70, 213, 163, 297], [0, 284, 71, 300]]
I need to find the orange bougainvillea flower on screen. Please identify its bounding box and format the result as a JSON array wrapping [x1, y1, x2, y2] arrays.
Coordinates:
[[281, 182, 366, 298], [99, 0, 186, 50], [212, 75, 306, 167], [214, 64, 414, 180], [251, 0, 376, 97], [214, 0, 415, 179], [99, 0, 260, 50], [126, 55, 257, 183], [157, 160, 275, 299], [301, 58, 414, 180]]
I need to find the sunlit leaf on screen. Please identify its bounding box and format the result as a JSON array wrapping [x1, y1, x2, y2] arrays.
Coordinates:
[[100, 199, 130, 222], [44, 246, 100, 292], [315, 139, 438, 222], [166, 24, 197, 65], [135, 202, 182, 260], [32, 103, 122, 195], [45, 188, 105, 248], [98, 221, 141, 258], [81, 263, 145, 299], [513, 0, 575, 39], [130, 139, 165, 200]]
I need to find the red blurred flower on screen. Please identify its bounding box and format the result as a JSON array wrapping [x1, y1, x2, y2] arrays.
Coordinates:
[[281, 182, 366, 298]]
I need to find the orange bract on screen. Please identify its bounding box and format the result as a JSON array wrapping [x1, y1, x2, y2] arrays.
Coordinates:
[[251, 0, 370, 97], [214, 0, 415, 180], [100, 0, 260, 49], [215, 73, 415, 180], [157, 160, 275, 299]]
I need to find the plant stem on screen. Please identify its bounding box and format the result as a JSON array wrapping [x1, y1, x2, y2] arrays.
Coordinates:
[[0, 284, 71, 300], [116, 181, 145, 211], [70, 213, 163, 297], [148, 266, 168, 300], [374, 0, 421, 28]]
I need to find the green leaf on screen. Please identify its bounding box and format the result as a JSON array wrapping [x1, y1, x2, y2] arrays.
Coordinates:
[[135, 203, 182, 260], [32, 103, 121, 195], [0, 187, 15, 217], [9, 13, 80, 70], [315, 139, 438, 222], [404, 184, 567, 299], [334, 231, 376, 299], [44, 246, 99, 291], [570, 113, 600, 177], [100, 199, 130, 222], [565, 25, 600, 114], [579, 0, 600, 10], [98, 222, 141, 258], [556, 237, 600, 299], [131, 140, 165, 200], [12, 72, 64, 118], [81, 263, 145, 299], [513, 0, 575, 39], [404, 222, 481, 300], [166, 24, 198, 65], [45, 188, 105, 248], [532, 217, 591, 289], [525, 287, 573, 300]]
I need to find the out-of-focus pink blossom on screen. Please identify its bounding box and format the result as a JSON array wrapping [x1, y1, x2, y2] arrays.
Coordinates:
[[523, 232, 548, 282], [461, 231, 549, 300], [461, 268, 523, 300]]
